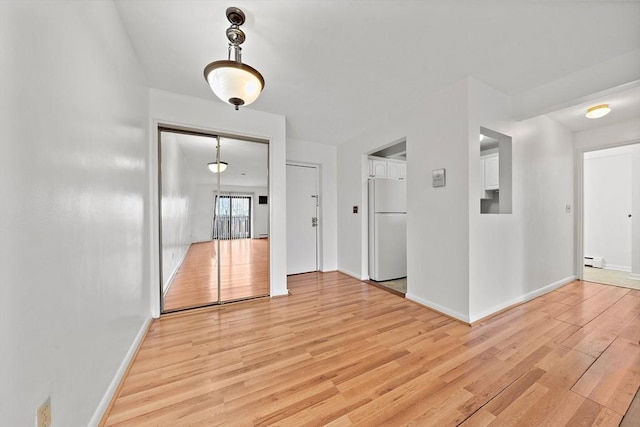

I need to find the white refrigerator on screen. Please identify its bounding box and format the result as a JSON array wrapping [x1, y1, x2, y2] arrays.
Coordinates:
[[368, 178, 407, 281]]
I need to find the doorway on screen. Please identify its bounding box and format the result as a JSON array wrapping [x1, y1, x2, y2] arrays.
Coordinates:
[[159, 128, 270, 313], [582, 143, 640, 290], [286, 163, 319, 275], [365, 140, 408, 296]]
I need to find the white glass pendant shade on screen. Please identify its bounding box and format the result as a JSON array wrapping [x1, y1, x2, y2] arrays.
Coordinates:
[[204, 60, 264, 108], [207, 161, 228, 173]]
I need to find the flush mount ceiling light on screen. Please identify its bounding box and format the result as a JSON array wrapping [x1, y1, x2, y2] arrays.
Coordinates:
[[585, 104, 611, 119], [207, 161, 228, 173], [203, 7, 265, 110]]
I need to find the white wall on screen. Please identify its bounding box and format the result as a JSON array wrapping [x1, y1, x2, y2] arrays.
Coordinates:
[[336, 78, 577, 323], [0, 1, 150, 426], [468, 79, 521, 321], [161, 134, 196, 290], [149, 89, 288, 313], [584, 145, 638, 272], [405, 80, 472, 320], [574, 118, 640, 151], [469, 114, 576, 321], [191, 184, 268, 242], [574, 118, 640, 278], [337, 79, 472, 320], [469, 80, 575, 321], [518, 116, 576, 295], [287, 139, 338, 271]]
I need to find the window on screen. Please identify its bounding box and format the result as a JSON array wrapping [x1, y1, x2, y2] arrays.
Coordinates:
[[213, 194, 252, 239]]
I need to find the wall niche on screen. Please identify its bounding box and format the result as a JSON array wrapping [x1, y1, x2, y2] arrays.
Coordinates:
[[479, 127, 512, 214]]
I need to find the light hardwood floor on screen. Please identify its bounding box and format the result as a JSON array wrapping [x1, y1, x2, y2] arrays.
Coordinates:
[[104, 272, 640, 426], [163, 239, 269, 312]]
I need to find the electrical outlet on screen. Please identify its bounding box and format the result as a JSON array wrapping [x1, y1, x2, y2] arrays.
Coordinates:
[[36, 397, 51, 427], [565, 204, 571, 213]]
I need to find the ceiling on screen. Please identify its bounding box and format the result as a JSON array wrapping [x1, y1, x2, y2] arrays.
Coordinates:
[[114, 1, 640, 145], [163, 131, 268, 187], [546, 85, 640, 132]]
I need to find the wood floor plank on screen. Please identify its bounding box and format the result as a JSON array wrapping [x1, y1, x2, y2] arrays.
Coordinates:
[[564, 397, 623, 427], [572, 336, 640, 415], [458, 408, 496, 426], [621, 388, 640, 427], [554, 285, 629, 327], [103, 274, 640, 426]]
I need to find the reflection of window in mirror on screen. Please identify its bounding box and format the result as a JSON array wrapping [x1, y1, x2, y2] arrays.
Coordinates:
[[480, 127, 512, 214]]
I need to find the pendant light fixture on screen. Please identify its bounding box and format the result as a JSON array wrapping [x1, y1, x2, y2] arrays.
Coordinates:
[[203, 7, 265, 110], [585, 104, 611, 119], [207, 161, 228, 173], [207, 140, 227, 173]]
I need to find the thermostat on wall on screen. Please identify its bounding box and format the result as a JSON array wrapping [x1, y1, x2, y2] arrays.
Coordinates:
[[432, 169, 446, 187]]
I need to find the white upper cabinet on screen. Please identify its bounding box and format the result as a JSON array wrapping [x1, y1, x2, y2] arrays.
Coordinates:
[[387, 161, 406, 180], [369, 157, 406, 180], [482, 153, 499, 191], [369, 159, 387, 178]]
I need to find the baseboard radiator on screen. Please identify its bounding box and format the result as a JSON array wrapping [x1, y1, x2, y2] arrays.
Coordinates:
[[584, 256, 603, 269]]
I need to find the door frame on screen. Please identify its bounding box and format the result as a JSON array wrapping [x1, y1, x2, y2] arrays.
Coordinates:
[[155, 124, 271, 315], [575, 139, 640, 281], [286, 161, 321, 273]]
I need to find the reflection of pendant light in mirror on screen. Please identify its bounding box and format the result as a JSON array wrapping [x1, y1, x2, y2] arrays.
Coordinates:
[[207, 161, 228, 173], [208, 138, 227, 173], [203, 7, 265, 110], [585, 104, 611, 119]]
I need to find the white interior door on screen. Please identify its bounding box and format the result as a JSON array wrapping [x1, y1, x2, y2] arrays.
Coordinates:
[[286, 164, 318, 274], [584, 147, 633, 271]]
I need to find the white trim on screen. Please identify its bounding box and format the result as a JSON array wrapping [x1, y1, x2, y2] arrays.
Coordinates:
[[271, 289, 289, 297], [150, 121, 161, 318], [469, 275, 576, 323], [603, 264, 632, 273], [575, 138, 640, 282], [405, 293, 470, 323], [286, 162, 322, 272], [88, 317, 152, 427], [629, 273, 640, 281], [152, 117, 285, 312], [163, 243, 191, 296]]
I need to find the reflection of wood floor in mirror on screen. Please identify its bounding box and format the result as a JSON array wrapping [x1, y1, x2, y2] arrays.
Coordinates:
[[163, 238, 269, 312]]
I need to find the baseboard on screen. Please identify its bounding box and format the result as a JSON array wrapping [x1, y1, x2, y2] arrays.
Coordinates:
[[271, 290, 289, 297], [604, 264, 631, 273], [469, 275, 576, 323], [163, 244, 191, 296], [338, 268, 365, 281], [90, 316, 153, 427], [405, 293, 470, 323], [629, 273, 640, 281]]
